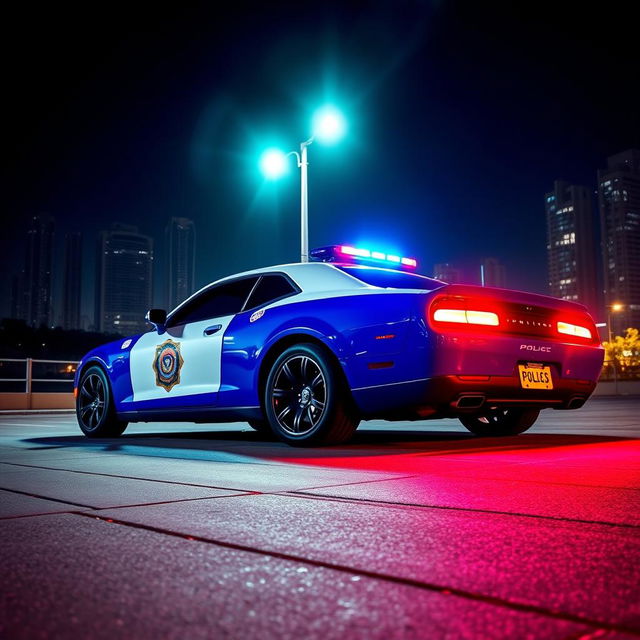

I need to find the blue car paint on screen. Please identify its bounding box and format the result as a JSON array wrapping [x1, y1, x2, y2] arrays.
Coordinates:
[[74, 336, 140, 411], [218, 292, 432, 411], [74, 290, 437, 419], [74, 270, 603, 426]]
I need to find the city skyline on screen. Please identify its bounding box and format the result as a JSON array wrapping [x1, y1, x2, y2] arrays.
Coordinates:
[[3, 2, 638, 320], [6, 148, 639, 334], [10, 217, 197, 332], [598, 149, 640, 334]]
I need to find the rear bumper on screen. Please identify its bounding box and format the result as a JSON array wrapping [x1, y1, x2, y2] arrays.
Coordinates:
[[420, 374, 596, 412], [354, 373, 598, 420], [351, 327, 604, 420]]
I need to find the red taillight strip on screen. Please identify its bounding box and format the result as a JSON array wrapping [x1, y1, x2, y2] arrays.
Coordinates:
[[429, 294, 502, 331], [557, 321, 592, 340]]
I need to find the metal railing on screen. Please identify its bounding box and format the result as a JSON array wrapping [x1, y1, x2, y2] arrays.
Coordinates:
[[0, 358, 79, 393]]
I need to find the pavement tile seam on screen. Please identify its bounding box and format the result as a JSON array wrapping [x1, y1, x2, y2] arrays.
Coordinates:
[[0, 485, 95, 510], [279, 474, 420, 492], [69, 510, 640, 638], [90, 491, 259, 511], [0, 460, 274, 492], [0, 484, 256, 513], [285, 491, 640, 531], [0, 460, 409, 494], [0, 509, 86, 521]]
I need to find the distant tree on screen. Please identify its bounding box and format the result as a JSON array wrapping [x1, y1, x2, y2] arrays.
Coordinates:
[[602, 328, 640, 379]]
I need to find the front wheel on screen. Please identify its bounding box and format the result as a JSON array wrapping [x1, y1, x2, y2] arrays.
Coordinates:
[[76, 365, 128, 438], [264, 343, 359, 446], [459, 407, 539, 436]]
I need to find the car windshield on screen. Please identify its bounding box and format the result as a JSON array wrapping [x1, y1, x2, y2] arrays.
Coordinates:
[[336, 265, 444, 290]]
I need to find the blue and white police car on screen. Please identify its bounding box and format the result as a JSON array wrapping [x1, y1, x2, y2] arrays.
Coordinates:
[[75, 245, 603, 446]]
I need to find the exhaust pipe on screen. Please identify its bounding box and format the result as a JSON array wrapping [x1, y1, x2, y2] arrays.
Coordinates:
[[566, 396, 586, 410], [455, 395, 486, 409]]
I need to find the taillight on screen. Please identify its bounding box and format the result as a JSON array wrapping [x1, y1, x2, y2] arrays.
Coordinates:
[[433, 308, 499, 326], [557, 321, 592, 340], [430, 295, 501, 330]]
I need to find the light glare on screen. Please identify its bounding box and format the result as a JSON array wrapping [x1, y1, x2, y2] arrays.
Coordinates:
[[434, 309, 499, 326], [260, 148, 288, 179], [557, 321, 592, 339], [312, 106, 347, 144], [338, 245, 417, 268]]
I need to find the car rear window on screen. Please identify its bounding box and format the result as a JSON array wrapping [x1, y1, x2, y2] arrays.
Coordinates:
[[336, 265, 444, 291], [244, 274, 298, 310]]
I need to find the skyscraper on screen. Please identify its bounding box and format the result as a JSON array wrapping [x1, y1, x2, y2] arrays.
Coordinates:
[[598, 149, 640, 335], [545, 180, 599, 317], [166, 217, 196, 310], [63, 232, 82, 330], [480, 257, 507, 288], [22, 214, 55, 327], [96, 224, 153, 335]]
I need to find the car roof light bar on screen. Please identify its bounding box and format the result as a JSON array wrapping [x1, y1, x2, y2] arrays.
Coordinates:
[[309, 245, 418, 270]]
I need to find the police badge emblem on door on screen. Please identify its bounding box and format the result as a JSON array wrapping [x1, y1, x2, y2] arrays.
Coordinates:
[[153, 339, 184, 392]]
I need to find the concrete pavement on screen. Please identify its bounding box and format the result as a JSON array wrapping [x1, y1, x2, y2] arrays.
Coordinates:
[[1, 397, 639, 639]]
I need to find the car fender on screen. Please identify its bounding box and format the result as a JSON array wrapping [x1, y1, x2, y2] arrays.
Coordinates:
[[75, 336, 142, 411]]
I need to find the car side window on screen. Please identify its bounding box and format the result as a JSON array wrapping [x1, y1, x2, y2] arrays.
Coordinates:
[[168, 277, 259, 327], [244, 274, 298, 311]]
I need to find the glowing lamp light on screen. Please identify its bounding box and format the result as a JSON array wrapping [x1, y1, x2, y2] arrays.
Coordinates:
[[337, 245, 417, 269], [260, 148, 288, 179], [433, 309, 500, 326], [312, 106, 347, 145], [340, 245, 371, 258], [557, 321, 592, 340]]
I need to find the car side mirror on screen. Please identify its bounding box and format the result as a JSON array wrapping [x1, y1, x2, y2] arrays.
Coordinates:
[[146, 308, 167, 333]]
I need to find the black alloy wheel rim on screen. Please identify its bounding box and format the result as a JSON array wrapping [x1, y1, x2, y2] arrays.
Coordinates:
[[271, 355, 327, 436], [79, 374, 106, 430]]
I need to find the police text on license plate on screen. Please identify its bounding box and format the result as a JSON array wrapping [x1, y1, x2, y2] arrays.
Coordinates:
[[518, 363, 553, 390]]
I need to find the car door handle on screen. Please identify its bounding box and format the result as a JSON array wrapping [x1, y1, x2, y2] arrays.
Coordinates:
[[203, 324, 223, 336]]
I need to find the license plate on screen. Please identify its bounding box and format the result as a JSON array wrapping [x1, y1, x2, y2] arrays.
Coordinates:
[[518, 364, 553, 390]]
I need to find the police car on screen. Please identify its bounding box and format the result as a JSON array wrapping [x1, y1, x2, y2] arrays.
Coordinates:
[[75, 245, 604, 446]]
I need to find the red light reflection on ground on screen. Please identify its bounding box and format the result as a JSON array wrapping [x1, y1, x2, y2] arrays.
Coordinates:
[[269, 435, 640, 488]]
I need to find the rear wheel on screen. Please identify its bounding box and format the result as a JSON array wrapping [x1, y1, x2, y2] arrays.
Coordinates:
[[459, 407, 539, 436], [76, 365, 128, 438], [264, 343, 359, 446]]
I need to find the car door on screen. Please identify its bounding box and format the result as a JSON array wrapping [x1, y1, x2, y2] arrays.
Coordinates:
[[128, 277, 258, 407]]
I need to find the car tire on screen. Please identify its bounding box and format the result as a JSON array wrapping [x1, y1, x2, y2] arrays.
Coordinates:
[[76, 365, 128, 438], [264, 343, 359, 446], [459, 407, 539, 436]]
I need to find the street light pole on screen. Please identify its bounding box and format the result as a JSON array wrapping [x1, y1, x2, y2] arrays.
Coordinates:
[[259, 105, 346, 263], [299, 137, 313, 263], [606, 303, 624, 395]]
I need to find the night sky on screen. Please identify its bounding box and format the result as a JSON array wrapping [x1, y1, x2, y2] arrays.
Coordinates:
[[4, 0, 639, 322]]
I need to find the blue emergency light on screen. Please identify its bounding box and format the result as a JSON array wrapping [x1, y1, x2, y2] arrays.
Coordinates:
[[310, 245, 418, 269]]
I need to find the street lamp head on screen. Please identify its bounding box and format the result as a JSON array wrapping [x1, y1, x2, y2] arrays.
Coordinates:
[[611, 303, 624, 312], [312, 105, 346, 145], [259, 148, 288, 179]]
